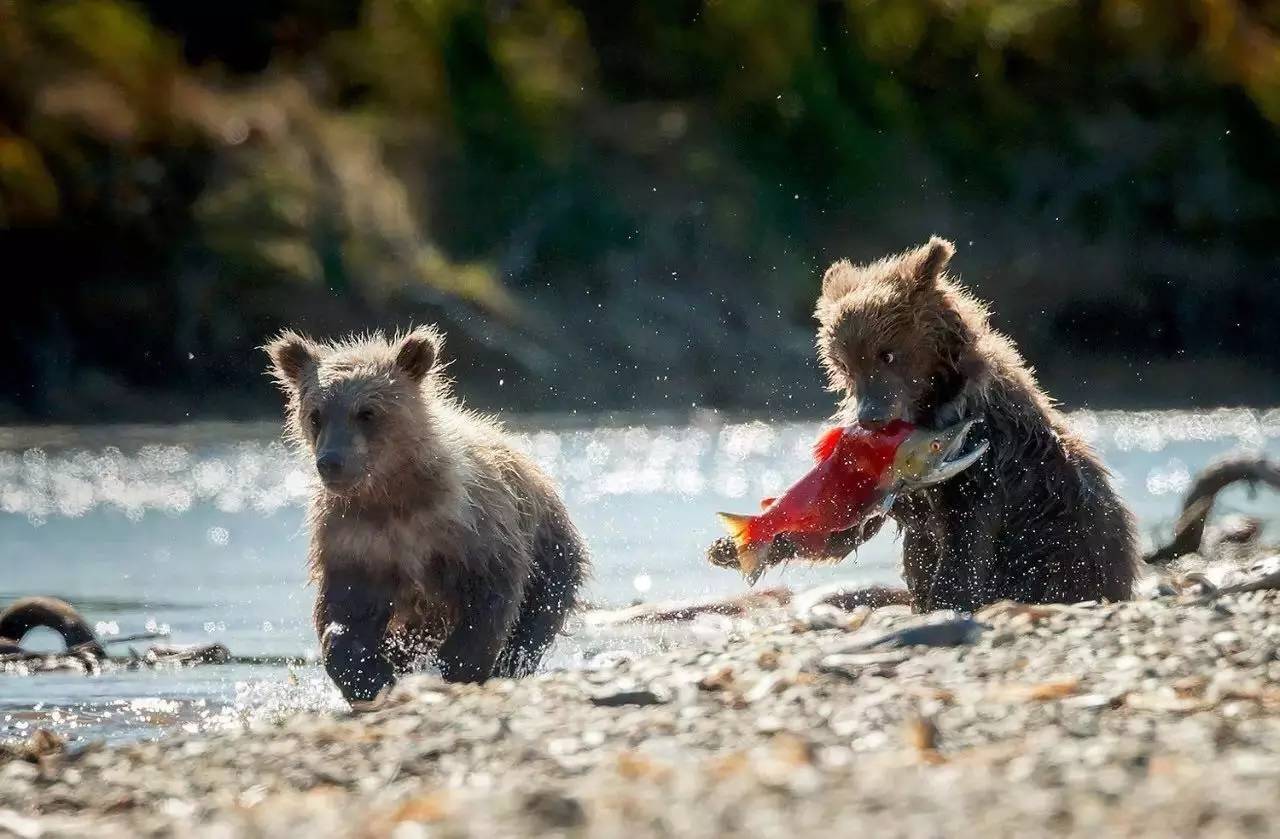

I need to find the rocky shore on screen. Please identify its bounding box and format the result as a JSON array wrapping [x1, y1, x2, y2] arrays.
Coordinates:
[[4, 583, 1280, 838]]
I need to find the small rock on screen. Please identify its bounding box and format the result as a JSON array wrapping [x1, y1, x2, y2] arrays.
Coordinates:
[[795, 605, 847, 631], [0, 809, 42, 839], [589, 687, 666, 707], [585, 650, 635, 671], [1061, 693, 1118, 710], [698, 666, 735, 692], [523, 790, 586, 828], [1212, 630, 1242, 649], [755, 716, 784, 734], [743, 673, 788, 704], [904, 714, 942, 761], [850, 618, 988, 651], [817, 652, 905, 681], [988, 678, 1080, 702], [1211, 514, 1261, 546], [0, 761, 39, 784], [1113, 655, 1144, 671]]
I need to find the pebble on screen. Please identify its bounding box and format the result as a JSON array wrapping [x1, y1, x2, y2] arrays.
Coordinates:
[[4, 590, 1280, 836], [851, 617, 988, 650], [0, 761, 38, 783], [588, 687, 666, 707]]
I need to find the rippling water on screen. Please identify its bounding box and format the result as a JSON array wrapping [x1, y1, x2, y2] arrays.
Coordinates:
[[2, 409, 1279, 742]]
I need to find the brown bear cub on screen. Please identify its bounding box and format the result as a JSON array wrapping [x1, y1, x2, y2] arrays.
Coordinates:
[[814, 237, 1138, 611], [266, 326, 588, 703]]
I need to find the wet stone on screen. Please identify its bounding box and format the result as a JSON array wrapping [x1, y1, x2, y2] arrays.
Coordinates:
[[588, 687, 667, 707], [5, 592, 1280, 836]]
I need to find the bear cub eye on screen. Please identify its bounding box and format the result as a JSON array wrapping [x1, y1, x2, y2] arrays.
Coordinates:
[[308, 409, 321, 434], [355, 407, 376, 424], [880, 350, 897, 365]]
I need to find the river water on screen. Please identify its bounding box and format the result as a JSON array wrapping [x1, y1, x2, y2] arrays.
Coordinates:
[[2, 409, 1278, 742]]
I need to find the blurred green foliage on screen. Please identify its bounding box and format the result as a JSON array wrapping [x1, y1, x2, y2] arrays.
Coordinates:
[[1, 0, 1278, 419]]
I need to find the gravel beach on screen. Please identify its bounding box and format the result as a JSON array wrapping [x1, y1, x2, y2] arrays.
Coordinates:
[[5, 580, 1280, 838]]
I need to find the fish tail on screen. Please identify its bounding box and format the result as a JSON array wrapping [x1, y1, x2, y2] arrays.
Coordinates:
[[716, 512, 768, 585], [716, 512, 755, 552]]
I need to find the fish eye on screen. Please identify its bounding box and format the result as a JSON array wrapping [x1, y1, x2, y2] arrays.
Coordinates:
[[930, 440, 942, 453]]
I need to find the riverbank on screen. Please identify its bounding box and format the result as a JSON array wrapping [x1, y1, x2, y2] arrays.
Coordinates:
[[8, 2, 1280, 428], [5, 356, 1280, 429], [4, 587, 1280, 838]]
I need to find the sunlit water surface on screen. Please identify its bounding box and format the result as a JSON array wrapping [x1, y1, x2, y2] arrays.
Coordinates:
[[3, 409, 1279, 742]]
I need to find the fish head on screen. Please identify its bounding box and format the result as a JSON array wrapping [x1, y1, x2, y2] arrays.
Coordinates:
[[889, 417, 988, 489]]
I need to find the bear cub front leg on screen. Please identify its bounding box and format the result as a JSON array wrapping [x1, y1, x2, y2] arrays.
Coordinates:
[[436, 569, 522, 684], [317, 569, 396, 703]]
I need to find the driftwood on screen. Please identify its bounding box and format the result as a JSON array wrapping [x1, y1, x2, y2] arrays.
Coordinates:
[[789, 582, 914, 613], [0, 597, 106, 658], [1202, 568, 1280, 600], [0, 596, 230, 674], [583, 579, 923, 628], [1146, 455, 1280, 565], [582, 587, 793, 626]]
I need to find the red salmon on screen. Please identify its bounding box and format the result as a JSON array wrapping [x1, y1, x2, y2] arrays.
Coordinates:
[[717, 418, 987, 584]]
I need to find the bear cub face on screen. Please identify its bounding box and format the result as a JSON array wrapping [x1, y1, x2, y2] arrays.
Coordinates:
[[265, 326, 442, 497], [815, 236, 972, 429]]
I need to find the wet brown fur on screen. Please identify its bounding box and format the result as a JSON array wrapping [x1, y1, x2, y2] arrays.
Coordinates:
[[815, 238, 1139, 610], [266, 326, 587, 699]]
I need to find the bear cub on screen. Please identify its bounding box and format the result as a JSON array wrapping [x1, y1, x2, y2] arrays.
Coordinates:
[[266, 326, 588, 703], [815, 237, 1138, 610]]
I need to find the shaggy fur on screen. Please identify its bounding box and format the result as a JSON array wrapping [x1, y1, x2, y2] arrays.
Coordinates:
[[814, 237, 1138, 610], [266, 327, 587, 702]]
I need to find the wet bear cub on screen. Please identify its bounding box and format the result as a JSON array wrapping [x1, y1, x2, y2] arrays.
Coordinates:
[[266, 326, 588, 703], [815, 237, 1138, 610]]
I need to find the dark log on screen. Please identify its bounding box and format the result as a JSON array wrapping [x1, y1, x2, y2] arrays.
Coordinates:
[[0, 597, 106, 658], [1194, 569, 1280, 603], [1146, 455, 1280, 564]]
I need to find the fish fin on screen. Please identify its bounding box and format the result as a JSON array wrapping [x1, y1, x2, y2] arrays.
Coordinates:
[[812, 426, 844, 462], [759, 496, 777, 511], [716, 513, 767, 584], [742, 546, 769, 586]]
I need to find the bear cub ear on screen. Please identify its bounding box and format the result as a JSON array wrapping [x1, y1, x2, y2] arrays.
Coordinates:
[[820, 258, 857, 300], [393, 325, 443, 383], [905, 235, 956, 290], [265, 330, 319, 391]]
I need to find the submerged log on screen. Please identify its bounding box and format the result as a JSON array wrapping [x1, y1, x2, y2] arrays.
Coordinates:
[[0, 597, 106, 658], [1146, 455, 1280, 565], [0, 596, 231, 674]]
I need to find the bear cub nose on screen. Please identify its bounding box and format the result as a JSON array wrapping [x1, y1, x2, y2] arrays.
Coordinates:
[[316, 452, 346, 482]]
